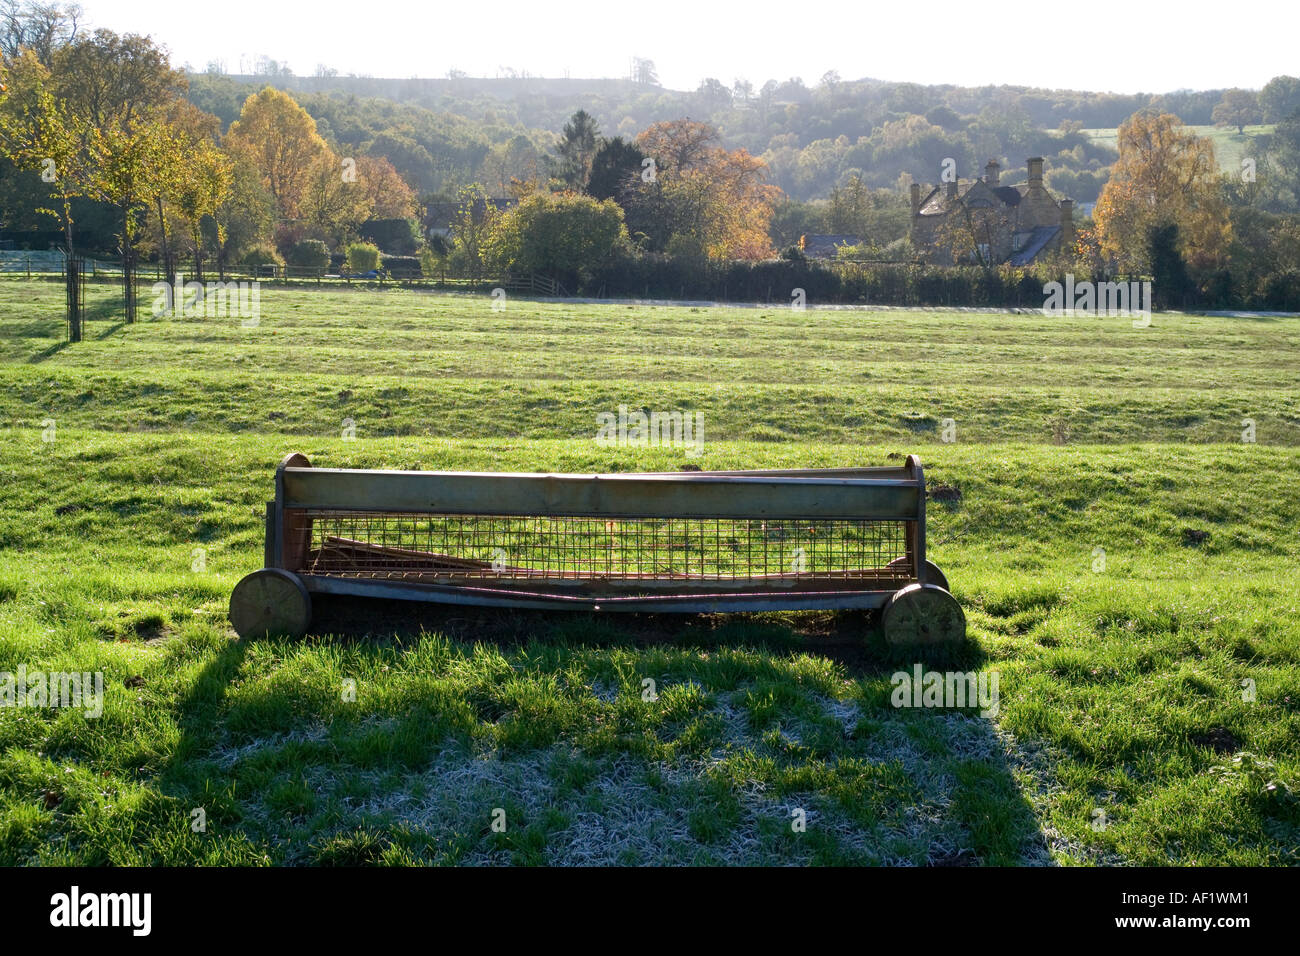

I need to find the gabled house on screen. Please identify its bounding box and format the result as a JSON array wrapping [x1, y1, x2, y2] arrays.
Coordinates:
[[909, 158, 1073, 266]]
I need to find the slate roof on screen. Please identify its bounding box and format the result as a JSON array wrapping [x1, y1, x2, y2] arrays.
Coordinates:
[[919, 181, 1024, 215], [1008, 226, 1061, 266]]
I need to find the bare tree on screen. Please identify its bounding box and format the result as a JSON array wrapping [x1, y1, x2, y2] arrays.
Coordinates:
[[0, 1, 81, 65]]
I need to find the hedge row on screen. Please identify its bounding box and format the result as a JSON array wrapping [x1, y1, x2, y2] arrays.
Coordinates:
[[575, 255, 1300, 311]]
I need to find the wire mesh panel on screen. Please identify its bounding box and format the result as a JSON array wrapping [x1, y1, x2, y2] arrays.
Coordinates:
[[292, 510, 912, 588]]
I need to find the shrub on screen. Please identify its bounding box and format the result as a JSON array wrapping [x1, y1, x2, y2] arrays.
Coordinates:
[[344, 242, 382, 274], [288, 239, 330, 275], [419, 245, 446, 280], [239, 243, 284, 276], [239, 243, 284, 268], [380, 255, 421, 278], [487, 192, 626, 282]]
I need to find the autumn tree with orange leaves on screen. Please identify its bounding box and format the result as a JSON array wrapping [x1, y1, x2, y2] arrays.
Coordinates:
[[625, 119, 780, 260], [1094, 112, 1231, 274]]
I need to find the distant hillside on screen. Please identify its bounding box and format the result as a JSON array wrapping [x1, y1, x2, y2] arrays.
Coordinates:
[[186, 71, 1264, 203], [1079, 124, 1274, 173]]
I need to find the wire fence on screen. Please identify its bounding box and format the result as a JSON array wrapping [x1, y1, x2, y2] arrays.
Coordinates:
[[294, 510, 913, 584], [0, 256, 550, 294]]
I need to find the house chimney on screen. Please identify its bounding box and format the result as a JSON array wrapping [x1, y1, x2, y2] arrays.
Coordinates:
[[910, 182, 920, 216], [984, 160, 999, 186], [1060, 198, 1074, 246], [1027, 157, 1044, 190], [945, 180, 958, 201]]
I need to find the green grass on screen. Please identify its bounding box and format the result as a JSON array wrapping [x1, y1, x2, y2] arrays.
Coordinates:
[[0, 282, 1297, 865], [4, 280, 1298, 445], [1078, 124, 1274, 175]]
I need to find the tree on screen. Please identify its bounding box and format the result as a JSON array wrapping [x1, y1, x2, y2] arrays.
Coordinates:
[[768, 197, 826, 248], [287, 238, 329, 274], [448, 183, 499, 279], [2, 30, 226, 325], [1094, 112, 1231, 272], [0, 48, 88, 258], [224, 86, 329, 220], [0, 0, 80, 65], [147, 99, 230, 286], [355, 154, 416, 219], [696, 78, 731, 110], [170, 141, 231, 282], [925, 106, 963, 131], [586, 136, 646, 202], [0, 46, 90, 337], [932, 200, 1004, 272], [823, 174, 909, 247], [49, 29, 189, 320], [626, 119, 780, 259], [300, 152, 371, 247], [1260, 76, 1300, 123], [369, 129, 435, 193], [52, 29, 184, 131], [487, 191, 626, 282], [630, 57, 657, 87], [1263, 110, 1300, 211], [555, 109, 600, 190], [1147, 223, 1192, 308], [636, 119, 717, 174], [1212, 89, 1262, 135], [90, 114, 181, 302], [479, 134, 540, 195], [826, 175, 870, 234], [213, 155, 275, 277]]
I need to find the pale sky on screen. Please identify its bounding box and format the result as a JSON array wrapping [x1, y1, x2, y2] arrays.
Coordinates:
[[74, 0, 1295, 93]]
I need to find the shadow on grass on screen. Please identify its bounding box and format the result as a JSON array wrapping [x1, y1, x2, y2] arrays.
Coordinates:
[[3, 319, 65, 339], [153, 596, 1047, 866], [160, 636, 252, 778], [307, 594, 988, 675], [22, 305, 125, 362], [27, 338, 70, 362], [305, 593, 1049, 865]]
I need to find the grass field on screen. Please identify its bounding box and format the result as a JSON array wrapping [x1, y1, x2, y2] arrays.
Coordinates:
[[1, 279, 1298, 865], [1078, 124, 1273, 175]]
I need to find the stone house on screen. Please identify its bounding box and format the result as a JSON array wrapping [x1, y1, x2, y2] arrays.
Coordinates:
[[909, 158, 1073, 266]]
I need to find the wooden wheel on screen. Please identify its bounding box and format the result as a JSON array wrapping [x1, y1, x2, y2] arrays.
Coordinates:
[[230, 568, 312, 639], [882, 583, 965, 646]]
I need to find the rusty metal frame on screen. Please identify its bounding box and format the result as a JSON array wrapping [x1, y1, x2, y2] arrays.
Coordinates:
[[262, 453, 931, 613]]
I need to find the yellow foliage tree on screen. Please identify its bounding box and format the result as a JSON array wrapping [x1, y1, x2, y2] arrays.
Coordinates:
[[300, 152, 372, 246], [1094, 112, 1231, 273], [150, 99, 231, 283], [224, 87, 329, 221]]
